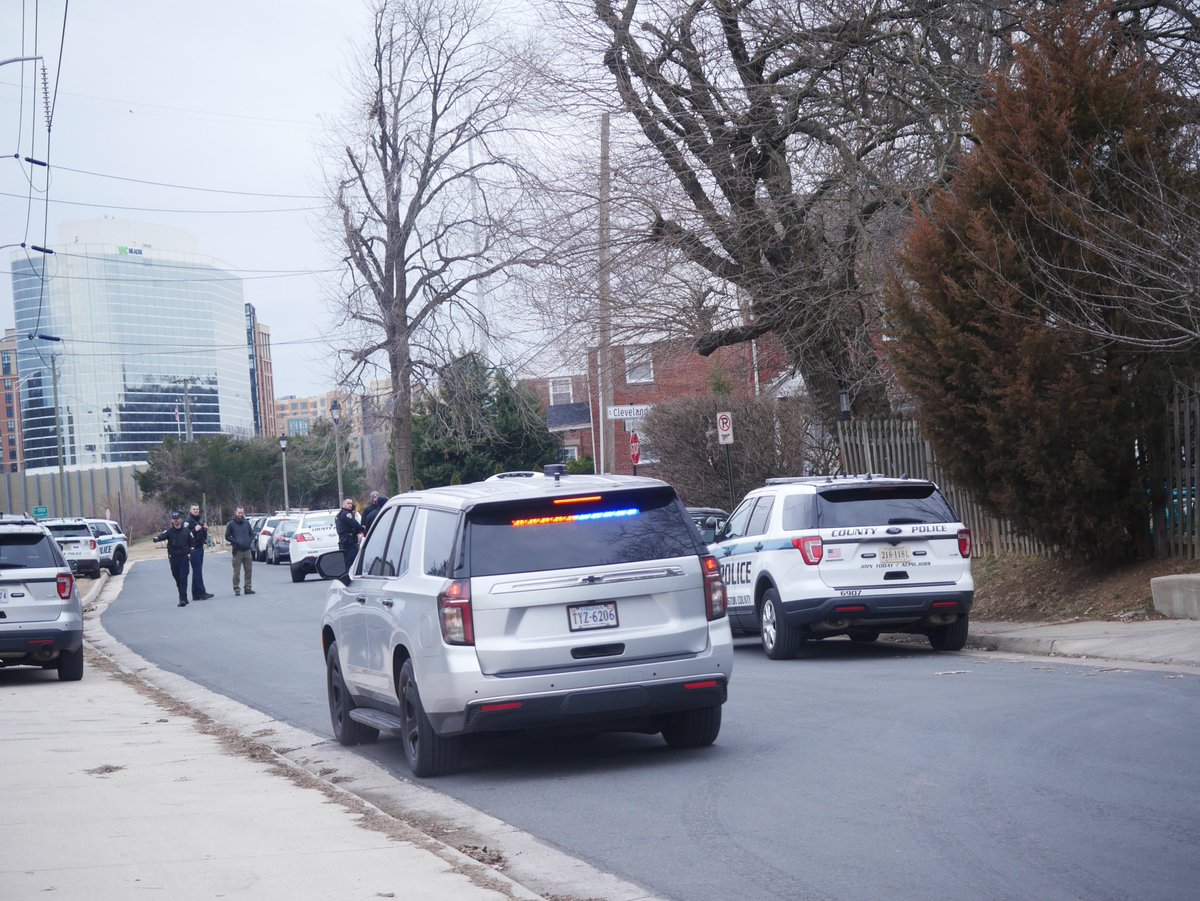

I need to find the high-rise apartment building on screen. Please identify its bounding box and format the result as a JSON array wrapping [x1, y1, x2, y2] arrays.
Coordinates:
[[246, 304, 277, 437], [9, 219, 256, 469], [0, 329, 24, 472]]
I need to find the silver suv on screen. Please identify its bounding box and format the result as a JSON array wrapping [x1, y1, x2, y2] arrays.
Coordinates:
[[712, 475, 973, 658], [318, 467, 732, 776], [0, 515, 85, 680]]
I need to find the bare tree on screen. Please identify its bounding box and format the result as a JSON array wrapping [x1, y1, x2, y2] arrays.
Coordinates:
[[327, 0, 549, 489]]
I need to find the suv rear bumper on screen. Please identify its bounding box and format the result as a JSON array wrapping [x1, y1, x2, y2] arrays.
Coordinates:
[[732, 590, 973, 632], [66, 559, 102, 577], [430, 674, 729, 736], [0, 620, 84, 663]]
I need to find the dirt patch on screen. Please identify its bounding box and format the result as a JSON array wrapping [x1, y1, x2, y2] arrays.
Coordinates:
[[972, 554, 1197, 622]]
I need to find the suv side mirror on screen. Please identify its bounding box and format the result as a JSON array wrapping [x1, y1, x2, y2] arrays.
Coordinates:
[[316, 550, 351, 586], [701, 516, 719, 543]]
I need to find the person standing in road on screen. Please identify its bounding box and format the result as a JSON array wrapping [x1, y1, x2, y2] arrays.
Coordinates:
[[225, 506, 256, 596], [335, 497, 365, 571], [360, 490, 386, 532], [152, 511, 195, 607], [186, 503, 214, 600]]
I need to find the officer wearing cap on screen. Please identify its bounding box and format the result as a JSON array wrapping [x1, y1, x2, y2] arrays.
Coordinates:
[[153, 512, 195, 607]]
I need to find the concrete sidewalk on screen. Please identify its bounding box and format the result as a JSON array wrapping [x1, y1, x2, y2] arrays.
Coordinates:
[[0, 569, 545, 901], [968, 617, 1200, 668]]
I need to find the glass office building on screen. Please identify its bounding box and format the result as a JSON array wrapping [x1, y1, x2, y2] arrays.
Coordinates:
[[10, 220, 255, 469]]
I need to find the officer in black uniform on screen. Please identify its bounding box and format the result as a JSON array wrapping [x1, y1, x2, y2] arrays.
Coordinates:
[[335, 497, 365, 572], [153, 512, 196, 607]]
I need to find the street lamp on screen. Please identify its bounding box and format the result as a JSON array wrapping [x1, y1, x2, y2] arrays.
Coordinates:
[[29, 333, 66, 514], [279, 433, 290, 511], [329, 399, 344, 502]]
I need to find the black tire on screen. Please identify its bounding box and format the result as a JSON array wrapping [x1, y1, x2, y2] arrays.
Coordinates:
[[849, 630, 880, 643], [326, 642, 379, 746], [108, 549, 126, 576], [928, 614, 969, 651], [759, 588, 804, 659], [398, 659, 462, 777], [57, 647, 84, 681], [661, 705, 722, 748], [266, 545, 275, 565], [291, 565, 305, 583]]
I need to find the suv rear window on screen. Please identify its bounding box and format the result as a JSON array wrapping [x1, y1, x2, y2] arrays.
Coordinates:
[[804, 485, 958, 529], [45, 523, 91, 538], [0, 533, 64, 568], [465, 487, 701, 576]]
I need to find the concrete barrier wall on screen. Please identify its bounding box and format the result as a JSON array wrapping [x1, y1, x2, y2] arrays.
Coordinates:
[[1, 464, 145, 521]]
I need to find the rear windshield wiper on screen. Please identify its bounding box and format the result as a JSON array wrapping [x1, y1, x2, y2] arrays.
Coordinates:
[[887, 517, 927, 524]]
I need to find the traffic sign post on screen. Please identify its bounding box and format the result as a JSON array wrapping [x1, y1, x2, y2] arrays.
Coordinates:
[[715, 412, 735, 511], [630, 431, 640, 475], [32, 505, 48, 521]]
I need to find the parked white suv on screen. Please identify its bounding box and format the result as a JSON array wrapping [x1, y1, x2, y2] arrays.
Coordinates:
[[712, 475, 973, 658], [318, 467, 732, 776], [86, 518, 129, 575], [289, 510, 340, 582], [42, 518, 103, 578], [0, 515, 84, 680]]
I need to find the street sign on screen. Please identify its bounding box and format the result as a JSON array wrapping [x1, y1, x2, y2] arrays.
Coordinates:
[[630, 432, 641, 465], [716, 411, 734, 445], [32, 505, 48, 521], [607, 404, 653, 421]]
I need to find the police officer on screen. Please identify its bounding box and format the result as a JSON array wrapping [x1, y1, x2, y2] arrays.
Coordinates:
[[185, 503, 214, 600], [335, 497, 365, 571], [153, 512, 195, 607]]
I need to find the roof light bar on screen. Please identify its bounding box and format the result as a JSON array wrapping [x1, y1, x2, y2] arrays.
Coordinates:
[[512, 508, 639, 527]]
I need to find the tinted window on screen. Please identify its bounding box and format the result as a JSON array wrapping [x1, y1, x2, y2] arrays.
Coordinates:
[[815, 485, 958, 527], [301, 513, 336, 530], [359, 507, 397, 577], [746, 497, 774, 536], [46, 523, 90, 538], [385, 507, 416, 576], [90, 522, 112, 536], [423, 510, 459, 577], [0, 534, 63, 568], [465, 487, 700, 577]]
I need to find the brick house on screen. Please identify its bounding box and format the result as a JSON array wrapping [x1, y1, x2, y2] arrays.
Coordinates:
[[523, 335, 787, 475]]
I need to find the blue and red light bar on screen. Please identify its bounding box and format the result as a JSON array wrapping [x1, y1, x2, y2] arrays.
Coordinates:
[[511, 508, 640, 527]]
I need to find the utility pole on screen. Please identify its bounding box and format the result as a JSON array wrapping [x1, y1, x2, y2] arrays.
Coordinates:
[[183, 379, 193, 441], [597, 112, 614, 474]]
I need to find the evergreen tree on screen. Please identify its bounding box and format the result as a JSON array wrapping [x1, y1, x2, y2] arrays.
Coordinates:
[[888, 4, 1198, 558]]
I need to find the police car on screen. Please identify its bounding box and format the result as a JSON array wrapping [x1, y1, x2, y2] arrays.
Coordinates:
[[86, 519, 129, 575], [711, 475, 973, 658], [42, 518, 104, 578]]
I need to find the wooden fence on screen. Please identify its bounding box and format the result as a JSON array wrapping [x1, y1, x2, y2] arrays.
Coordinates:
[[836, 419, 1047, 558]]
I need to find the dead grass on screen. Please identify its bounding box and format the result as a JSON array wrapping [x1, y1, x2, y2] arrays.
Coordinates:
[[972, 554, 1197, 622]]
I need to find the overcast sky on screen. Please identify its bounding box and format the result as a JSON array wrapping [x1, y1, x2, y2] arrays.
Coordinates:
[[1, 1, 410, 399]]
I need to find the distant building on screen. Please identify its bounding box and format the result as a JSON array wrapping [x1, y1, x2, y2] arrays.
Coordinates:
[[0, 329, 24, 472], [9, 220, 256, 469], [246, 305, 277, 437]]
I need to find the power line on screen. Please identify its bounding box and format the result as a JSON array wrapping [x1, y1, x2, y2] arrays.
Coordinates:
[[40, 162, 323, 199], [0, 189, 322, 214]]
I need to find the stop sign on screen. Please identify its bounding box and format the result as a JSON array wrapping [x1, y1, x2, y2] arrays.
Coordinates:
[[630, 431, 641, 465]]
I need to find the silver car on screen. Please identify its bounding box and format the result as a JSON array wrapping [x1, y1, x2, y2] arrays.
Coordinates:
[[318, 466, 733, 777], [0, 516, 85, 680]]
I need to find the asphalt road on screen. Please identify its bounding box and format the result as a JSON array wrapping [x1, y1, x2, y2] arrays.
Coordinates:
[[105, 553, 1200, 901]]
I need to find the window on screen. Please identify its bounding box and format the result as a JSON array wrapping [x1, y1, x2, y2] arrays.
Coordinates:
[[1, 352, 10, 375], [422, 510, 459, 577], [5, 407, 12, 419], [384, 506, 416, 576], [359, 507, 397, 576], [90, 522, 112, 537], [624, 346, 654, 383], [558, 445, 580, 462], [549, 377, 573, 406], [746, 497, 775, 536], [720, 498, 757, 541], [4, 393, 11, 404], [3, 379, 10, 389]]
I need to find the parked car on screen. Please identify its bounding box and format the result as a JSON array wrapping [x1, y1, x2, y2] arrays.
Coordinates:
[[0, 515, 84, 680], [41, 518, 103, 578], [267, 518, 297, 565], [711, 475, 973, 658], [86, 518, 129, 575], [687, 506, 728, 544], [254, 514, 287, 561], [318, 465, 732, 776], [289, 510, 340, 582]]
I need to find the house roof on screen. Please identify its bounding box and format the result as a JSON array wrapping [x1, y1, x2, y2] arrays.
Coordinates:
[[546, 402, 591, 432]]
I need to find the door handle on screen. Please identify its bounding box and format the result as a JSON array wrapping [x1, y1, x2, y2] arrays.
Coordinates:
[[381, 599, 393, 608], [754, 543, 763, 552], [355, 596, 367, 605]]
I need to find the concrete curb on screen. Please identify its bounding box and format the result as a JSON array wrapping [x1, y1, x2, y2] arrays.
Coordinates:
[[967, 622, 1200, 669], [85, 561, 661, 901]]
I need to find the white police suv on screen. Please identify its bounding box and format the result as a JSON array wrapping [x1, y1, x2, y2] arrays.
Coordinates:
[[87, 519, 129, 575], [712, 475, 973, 658]]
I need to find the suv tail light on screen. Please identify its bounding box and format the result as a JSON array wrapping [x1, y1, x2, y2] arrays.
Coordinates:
[[958, 528, 973, 559], [438, 579, 474, 645], [701, 555, 726, 620], [89, 539, 97, 550], [791, 535, 823, 565], [57, 573, 74, 599]]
